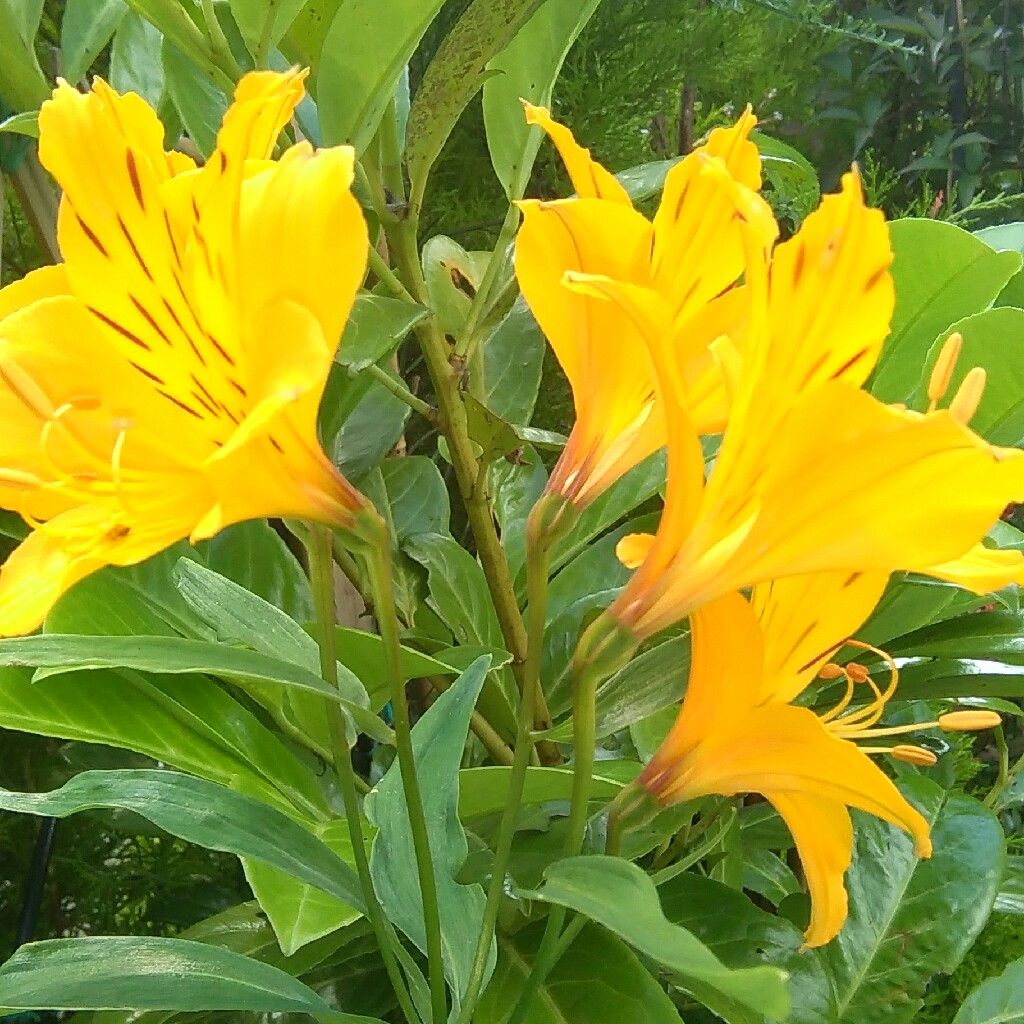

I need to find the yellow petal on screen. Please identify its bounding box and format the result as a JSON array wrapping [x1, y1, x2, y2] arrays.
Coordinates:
[[0, 502, 191, 637], [0, 265, 70, 324], [769, 792, 853, 948], [752, 570, 890, 703], [925, 542, 1024, 593], [522, 102, 631, 205], [617, 532, 655, 570], [651, 112, 776, 319]]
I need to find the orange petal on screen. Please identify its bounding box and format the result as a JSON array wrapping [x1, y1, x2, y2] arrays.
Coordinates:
[[925, 542, 1024, 593]]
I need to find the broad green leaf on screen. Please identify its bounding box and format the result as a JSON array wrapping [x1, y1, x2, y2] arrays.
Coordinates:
[[490, 445, 547, 580], [0, 665, 329, 819], [614, 157, 678, 203], [0, 0, 49, 110], [0, 109, 38, 136], [916, 307, 1024, 445], [994, 856, 1024, 913], [886, 609, 1024, 664], [377, 456, 451, 541], [317, 0, 446, 152], [61, 0, 128, 82], [162, 37, 229, 157], [894, 658, 1024, 701], [519, 856, 789, 1019], [472, 296, 546, 426], [953, 954, 1024, 1023], [482, 0, 603, 197], [0, 936, 379, 1019], [198, 519, 314, 622], [366, 656, 494, 1006], [871, 219, 1022, 402], [421, 234, 489, 338], [244, 820, 364, 956], [976, 222, 1024, 254], [281, 0, 342, 72], [660, 874, 831, 1024], [475, 922, 680, 1024], [405, 532, 516, 736], [0, 769, 365, 909], [753, 130, 821, 227], [404, 0, 546, 198], [110, 10, 165, 106], [337, 294, 428, 373], [457, 761, 638, 820], [229, 0, 307, 56], [816, 776, 1004, 1022]]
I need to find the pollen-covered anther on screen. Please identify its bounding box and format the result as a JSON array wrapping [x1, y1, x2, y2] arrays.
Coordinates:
[[949, 366, 986, 425], [844, 661, 870, 684], [927, 331, 963, 409], [938, 710, 1002, 732], [890, 744, 938, 767]]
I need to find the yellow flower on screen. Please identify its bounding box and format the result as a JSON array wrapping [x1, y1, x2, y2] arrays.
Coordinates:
[[575, 170, 1024, 641], [514, 105, 777, 508], [637, 578, 978, 947], [0, 70, 370, 635]]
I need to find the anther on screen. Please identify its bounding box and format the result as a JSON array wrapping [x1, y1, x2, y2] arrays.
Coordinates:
[[845, 662, 870, 684], [949, 366, 986, 425], [890, 745, 938, 767], [938, 710, 1002, 732], [818, 663, 845, 680], [928, 332, 962, 409]]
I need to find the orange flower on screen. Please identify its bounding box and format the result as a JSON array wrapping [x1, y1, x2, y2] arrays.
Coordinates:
[[0, 70, 370, 635], [514, 105, 777, 509]]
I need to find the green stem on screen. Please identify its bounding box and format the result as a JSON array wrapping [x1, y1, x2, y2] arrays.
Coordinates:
[[199, 0, 243, 80], [253, 0, 278, 69], [366, 527, 448, 1024], [367, 245, 418, 304], [455, 201, 521, 360], [363, 363, 437, 421], [426, 675, 515, 767], [304, 525, 421, 1024], [455, 527, 553, 1022], [506, 906, 565, 1024], [379, 97, 407, 204]]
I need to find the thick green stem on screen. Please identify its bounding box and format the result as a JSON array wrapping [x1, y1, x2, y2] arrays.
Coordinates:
[[304, 525, 420, 1024], [253, 0, 278, 69], [199, 0, 243, 81], [366, 528, 447, 1024], [455, 526, 553, 1021], [387, 217, 554, 743], [367, 245, 418, 304]]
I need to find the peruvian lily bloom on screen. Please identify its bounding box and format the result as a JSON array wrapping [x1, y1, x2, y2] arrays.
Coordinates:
[[0, 70, 370, 635], [637, 578, 998, 947], [573, 169, 1024, 645], [514, 104, 777, 510]]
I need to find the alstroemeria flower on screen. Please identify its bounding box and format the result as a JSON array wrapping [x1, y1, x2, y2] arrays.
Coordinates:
[[575, 170, 1024, 642], [637, 582, 942, 948], [0, 70, 370, 635], [514, 105, 777, 508]]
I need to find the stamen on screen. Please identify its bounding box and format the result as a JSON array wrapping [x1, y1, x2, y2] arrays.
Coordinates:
[[817, 663, 844, 680], [949, 366, 986, 425], [927, 332, 962, 411], [890, 745, 938, 767], [845, 662, 869, 684]]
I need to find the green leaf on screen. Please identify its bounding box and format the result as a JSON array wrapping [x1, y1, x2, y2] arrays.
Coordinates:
[[915, 307, 1024, 445], [660, 873, 831, 1024], [871, 219, 1022, 403], [61, 0, 128, 82], [162, 37, 229, 157], [457, 761, 637, 820], [0, 769, 365, 909], [953, 954, 1024, 1023], [367, 656, 494, 1005], [976, 222, 1024, 255], [244, 819, 364, 957], [337, 294, 428, 373], [317, 0, 445, 152], [753, 130, 821, 227], [0, 664, 330, 819], [887, 609, 1024, 664], [482, 0, 603, 197], [994, 856, 1024, 913], [0, 0, 49, 111], [421, 234, 489, 338], [0, 109, 38, 136], [404, 0, 546, 199], [475, 922, 681, 1024], [519, 856, 789, 1020], [109, 10, 164, 107], [816, 776, 1004, 1022], [472, 296, 546, 426], [377, 456, 451, 541], [0, 936, 380, 1019]]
